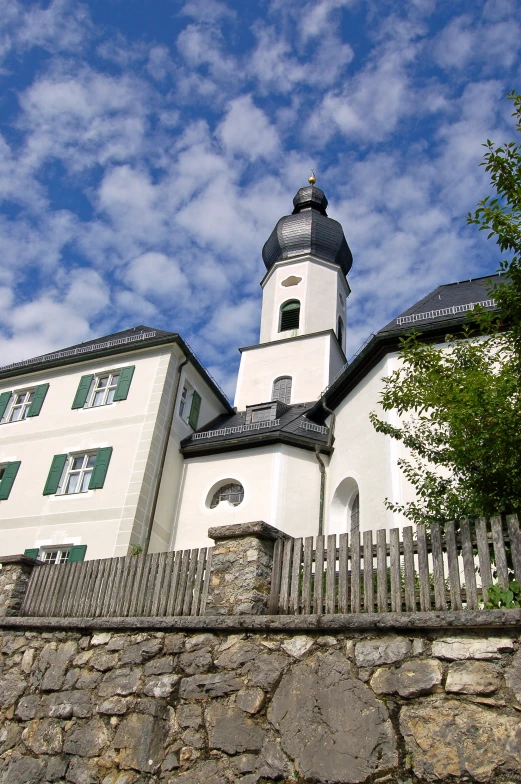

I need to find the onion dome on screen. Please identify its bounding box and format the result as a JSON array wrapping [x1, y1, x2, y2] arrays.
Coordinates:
[[262, 180, 353, 277]]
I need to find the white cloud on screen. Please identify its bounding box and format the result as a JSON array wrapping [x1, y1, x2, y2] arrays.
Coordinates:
[[217, 95, 280, 161], [123, 252, 189, 300]]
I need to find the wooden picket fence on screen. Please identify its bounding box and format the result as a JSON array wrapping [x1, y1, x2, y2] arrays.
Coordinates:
[[268, 514, 521, 615], [20, 547, 212, 618]]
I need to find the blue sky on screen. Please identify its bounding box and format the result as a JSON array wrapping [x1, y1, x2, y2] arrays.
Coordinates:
[[0, 0, 519, 397]]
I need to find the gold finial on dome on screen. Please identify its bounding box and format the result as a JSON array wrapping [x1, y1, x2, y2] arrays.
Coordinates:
[[308, 169, 316, 185]]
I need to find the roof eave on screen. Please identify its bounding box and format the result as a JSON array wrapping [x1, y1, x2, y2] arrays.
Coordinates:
[[181, 431, 332, 457]]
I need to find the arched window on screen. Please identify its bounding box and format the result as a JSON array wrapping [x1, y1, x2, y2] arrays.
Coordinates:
[[210, 482, 244, 508], [272, 376, 292, 404], [279, 300, 300, 332], [350, 492, 360, 533], [337, 317, 344, 347]]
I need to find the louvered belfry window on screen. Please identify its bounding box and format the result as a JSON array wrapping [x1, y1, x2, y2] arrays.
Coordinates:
[[272, 376, 292, 404], [279, 300, 300, 332]]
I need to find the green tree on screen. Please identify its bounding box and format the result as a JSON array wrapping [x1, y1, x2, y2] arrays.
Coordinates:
[[370, 91, 521, 526]]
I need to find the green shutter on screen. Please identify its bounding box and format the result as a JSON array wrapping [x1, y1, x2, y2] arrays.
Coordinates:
[[24, 548, 39, 559], [68, 545, 87, 562], [89, 447, 113, 490], [0, 391, 11, 421], [113, 366, 135, 401], [0, 461, 21, 500], [27, 383, 49, 417], [188, 390, 202, 429], [72, 375, 94, 409], [43, 454, 68, 496]]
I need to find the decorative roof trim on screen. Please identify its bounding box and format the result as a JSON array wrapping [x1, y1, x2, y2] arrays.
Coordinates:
[[396, 299, 495, 326]]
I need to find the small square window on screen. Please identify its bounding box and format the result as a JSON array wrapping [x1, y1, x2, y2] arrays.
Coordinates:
[[40, 547, 71, 565], [61, 453, 97, 495], [87, 373, 120, 408]]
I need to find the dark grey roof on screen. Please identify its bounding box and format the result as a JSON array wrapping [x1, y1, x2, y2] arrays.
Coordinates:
[[379, 274, 501, 334], [182, 401, 330, 456], [0, 324, 233, 412], [307, 272, 503, 421], [262, 185, 353, 278]]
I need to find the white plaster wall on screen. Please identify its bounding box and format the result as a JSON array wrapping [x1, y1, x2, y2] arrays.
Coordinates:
[[0, 345, 228, 559], [235, 333, 340, 410], [259, 257, 349, 345], [172, 444, 321, 550]]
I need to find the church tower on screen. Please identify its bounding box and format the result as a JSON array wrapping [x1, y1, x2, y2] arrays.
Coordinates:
[[234, 177, 353, 409]]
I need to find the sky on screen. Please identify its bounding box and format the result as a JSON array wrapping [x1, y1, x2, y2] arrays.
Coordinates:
[[0, 0, 519, 398]]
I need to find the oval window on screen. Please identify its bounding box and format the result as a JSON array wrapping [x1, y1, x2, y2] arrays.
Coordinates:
[[209, 482, 244, 508]]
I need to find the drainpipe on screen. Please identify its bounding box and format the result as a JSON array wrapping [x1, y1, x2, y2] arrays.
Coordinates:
[[314, 399, 336, 536], [142, 353, 188, 555]]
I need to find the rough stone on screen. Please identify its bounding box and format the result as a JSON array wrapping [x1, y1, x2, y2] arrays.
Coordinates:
[[98, 697, 131, 715], [236, 687, 265, 714], [0, 673, 26, 708], [120, 639, 162, 664], [45, 755, 68, 781], [355, 636, 411, 667], [371, 660, 443, 698], [98, 667, 141, 697], [166, 758, 230, 784], [176, 704, 202, 729], [178, 649, 213, 675], [183, 633, 217, 652], [21, 648, 35, 673], [256, 740, 293, 780], [143, 674, 180, 698], [0, 721, 22, 754], [77, 669, 103, 690], [231, 754, 258, 774], [445, 661, 502, 695], [63, 717, 110, 757], [242, 652, 290, 690], [506, 649, 521, 702], [269, 650, 397, 783], [431, 636, 514, 660], [23, 718, 63, 754], [67, 756, 100, 784], [400, 699, 521, 781], [3, 756, 46, 784], [215, 641, 259, 670], [206, 704, 266, 754], [281, 635, 314, 658], [40, 640, 78, 690], [113, 713, 167, 773], [143, 656, 174, 675], [91, 633, 112, 646], [40, 689, 92, 718], [182, 728, 205, 748], [91, 651, 119, 671], [163, 634, 186, 654], [179, 672, 244, 699], [15, 694, 39, 721], [162, 753, 180, 771]]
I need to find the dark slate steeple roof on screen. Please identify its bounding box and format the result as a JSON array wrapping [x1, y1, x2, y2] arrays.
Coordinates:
[[262, 184, 353, 278]]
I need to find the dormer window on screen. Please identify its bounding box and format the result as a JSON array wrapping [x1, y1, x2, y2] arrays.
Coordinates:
[[245, 400, 290, 425], [279, 300, 300, 332]]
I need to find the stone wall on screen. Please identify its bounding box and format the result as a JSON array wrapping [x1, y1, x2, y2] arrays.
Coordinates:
[[2, 626, 521, 784]]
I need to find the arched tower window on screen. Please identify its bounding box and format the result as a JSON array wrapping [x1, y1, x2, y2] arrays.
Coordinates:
[[279, 300, 300, 332], [337, 317, 344, 347], [272, 376, 292, 404], [210, 482, 244, 508]]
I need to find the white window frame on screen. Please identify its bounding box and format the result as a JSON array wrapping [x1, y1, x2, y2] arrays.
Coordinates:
[[178, 382, 193, 422], [1, 388, 35, 424], [39, 546, 72, 565], [59, 452, 97, 495], [86, 371, 120, 408]]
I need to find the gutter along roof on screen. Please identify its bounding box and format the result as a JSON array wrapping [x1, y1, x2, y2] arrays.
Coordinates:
[[308, 273, 503, 423], [0, 325, 233, 414]]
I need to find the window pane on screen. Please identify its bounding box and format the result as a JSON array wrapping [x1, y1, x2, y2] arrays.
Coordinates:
[[72, 456, 84, 470], [66, 473, 80, 494], [86, 455, 97, 468], [211, 482, 244, 508], [106, 388, 116, 404], [97, 377, 108, 389], [110, 374, 119, 387], [10, 407, 21, 422], [92, 390, 104, 407], [81, 470, 92, 492], [26, 392, 35, 403]]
